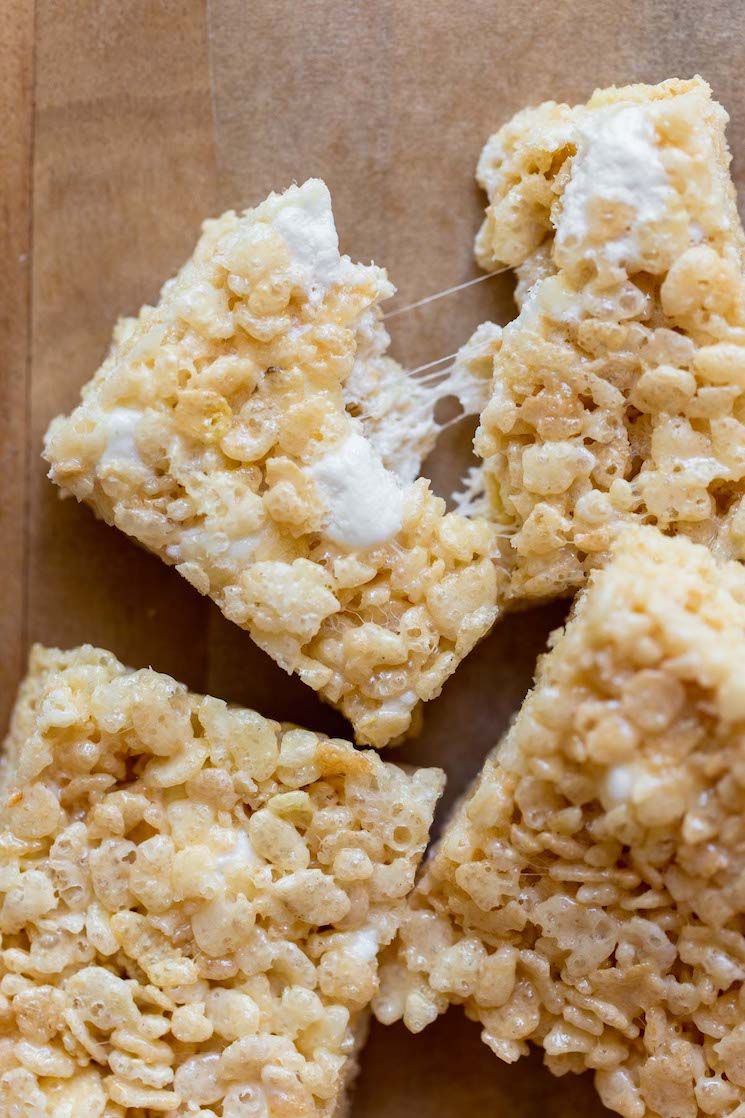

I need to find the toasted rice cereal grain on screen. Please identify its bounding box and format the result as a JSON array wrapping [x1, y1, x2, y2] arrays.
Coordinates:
[[43, 179, 499, 748], [467, 77, 745, 606], [0, 644, 444, 1116], [377, 526, 745, 1118]]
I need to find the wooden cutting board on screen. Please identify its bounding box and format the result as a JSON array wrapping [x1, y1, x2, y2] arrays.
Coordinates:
[[4, 2, 745, 1113]]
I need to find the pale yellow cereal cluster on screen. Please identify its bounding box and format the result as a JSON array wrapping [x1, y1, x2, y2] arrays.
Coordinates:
[[0, 644, 443, 1117], [43, 180, 499, 748], [470, 77, 745, 606], [377, 526, 745, 1118]]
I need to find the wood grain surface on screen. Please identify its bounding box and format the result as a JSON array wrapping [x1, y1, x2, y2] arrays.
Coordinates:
[[3, 2, 745, 1114], [0, 1, 35, 731]]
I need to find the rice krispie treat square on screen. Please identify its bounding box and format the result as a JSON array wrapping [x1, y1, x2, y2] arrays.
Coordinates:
[[464, 77, 745, 607], [376, 526, 745, 1118], [44, 180, 499, 748], [0, 644, 444, 1116]]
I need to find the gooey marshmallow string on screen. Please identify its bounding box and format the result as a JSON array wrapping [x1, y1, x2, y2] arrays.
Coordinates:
[[382, 268, 508, 319], [383, 269, 509, 386]]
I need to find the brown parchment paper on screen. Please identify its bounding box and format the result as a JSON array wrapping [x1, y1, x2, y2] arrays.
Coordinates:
[[4, 0, 745, 1113]]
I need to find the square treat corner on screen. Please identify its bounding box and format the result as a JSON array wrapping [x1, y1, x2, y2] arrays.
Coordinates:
[[378, 525, 745, 1118], [43, 178, 499, 749], [0, 644, 444, 1116]]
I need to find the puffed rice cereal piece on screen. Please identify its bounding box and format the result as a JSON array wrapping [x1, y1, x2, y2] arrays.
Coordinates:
[[377, 525, 745, 1118], [466, 76, 745, 606], [44, 179, 500, 748], [0, 644, 444, 1117]]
